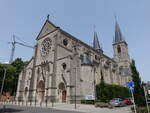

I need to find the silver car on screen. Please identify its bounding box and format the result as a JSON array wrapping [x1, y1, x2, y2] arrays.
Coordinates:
[[109, 98, 126, 107]]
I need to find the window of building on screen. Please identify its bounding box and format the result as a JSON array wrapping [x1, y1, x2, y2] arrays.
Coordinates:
[[63, 39, 68, 46], [86, 53, 91, 63], [119, 66, 123, 75], [123, 67, 129, 75], [95, 55, 98, 60], [80, 54, 84, 64], [80, 53, 92, 64], [117, 45, 121, 53], [62, 63, 67, 70]]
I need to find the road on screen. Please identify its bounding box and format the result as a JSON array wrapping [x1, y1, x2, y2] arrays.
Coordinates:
[[0, 103, 132, 113], [0, 105, 83, 113]]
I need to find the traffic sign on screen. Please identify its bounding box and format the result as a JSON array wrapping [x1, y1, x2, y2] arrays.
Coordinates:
[[127, 81, 134, 92]]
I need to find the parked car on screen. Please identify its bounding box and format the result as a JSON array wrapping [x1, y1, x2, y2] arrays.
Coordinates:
[[109, 98, 126, 107], [123, 98, 133, 105]]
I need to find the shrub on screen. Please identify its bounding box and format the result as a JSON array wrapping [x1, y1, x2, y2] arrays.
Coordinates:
[[131, 106, 149, 113], [95, 102, 111, 108], [96, 83, 131, 102], [81, 100, 94, 105]]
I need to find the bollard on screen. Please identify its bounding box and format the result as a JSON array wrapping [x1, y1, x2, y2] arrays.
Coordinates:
[[52, 101, 54, 107], [2, 105, 5, 113], [30, 100, 31, 106], [40, 101, 42, 107], [46, 100, 47, 107], [34, 100, 36, 107]]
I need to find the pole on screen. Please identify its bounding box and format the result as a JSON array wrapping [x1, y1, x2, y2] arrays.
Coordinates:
[[75, 67, 77, 109], [131, 91, 137, 113], [143, 85, 150, 113], [0, 68, 7, 97], [94, 67, 96, 101]]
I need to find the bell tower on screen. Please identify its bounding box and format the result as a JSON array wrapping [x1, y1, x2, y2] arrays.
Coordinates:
[[113, 19, 131, 77], [113, 20, 130, 62]]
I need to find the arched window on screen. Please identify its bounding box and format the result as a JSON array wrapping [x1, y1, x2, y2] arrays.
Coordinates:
[[62, 63, 67, 70], [123, 67, 129, 75], [63, 39, 68, 46], [117, 45, 121, 53], [119, 66, 123, 75]]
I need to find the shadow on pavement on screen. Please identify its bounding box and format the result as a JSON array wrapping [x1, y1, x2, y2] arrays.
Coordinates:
[[0, 108, 23, 113]]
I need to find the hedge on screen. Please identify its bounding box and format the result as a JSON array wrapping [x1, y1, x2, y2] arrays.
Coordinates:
[[96, 83, 131, 102], [81, 100, 94, 105], [131, 106, 150, 113]]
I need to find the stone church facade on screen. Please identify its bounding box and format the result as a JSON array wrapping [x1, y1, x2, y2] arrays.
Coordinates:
[[16, 18, 131, 103]]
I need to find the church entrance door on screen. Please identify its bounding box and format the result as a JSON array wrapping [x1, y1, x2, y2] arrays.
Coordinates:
[[24, 87, 28, 100], [37, 80, 45, 102], [58, 82, 66, 102], [62, 90, 66, 102]]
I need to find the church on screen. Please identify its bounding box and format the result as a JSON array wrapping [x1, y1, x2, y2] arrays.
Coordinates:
[[16, 17, 131, 104]]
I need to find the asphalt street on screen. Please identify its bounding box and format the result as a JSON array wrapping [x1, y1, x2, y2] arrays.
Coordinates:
[[0, 105, 83, 113]]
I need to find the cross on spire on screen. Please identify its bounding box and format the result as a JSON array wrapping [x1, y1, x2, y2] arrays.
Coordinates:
[[47, 14, 50, 20]]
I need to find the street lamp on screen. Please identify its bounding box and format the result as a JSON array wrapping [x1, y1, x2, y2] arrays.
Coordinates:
[[74, 67, 77, 109], [0, 68, 7, 98], [93, 67, 96, 101]]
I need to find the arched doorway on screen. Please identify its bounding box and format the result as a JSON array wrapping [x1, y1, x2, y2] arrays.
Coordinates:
[[24, 87, 28, 98], [37, 80, 45, 102], [58, 82, 66, 102]]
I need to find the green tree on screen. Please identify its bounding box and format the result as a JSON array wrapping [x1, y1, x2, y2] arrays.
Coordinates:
[[3, 65, 16, 93], [0, 58, 26, 95], [130, 60, 145, 106], [96, 73, 130, 102], [96, 74, 108, 102], [11, 58, 26, 95], [0, 63, 16, 94]]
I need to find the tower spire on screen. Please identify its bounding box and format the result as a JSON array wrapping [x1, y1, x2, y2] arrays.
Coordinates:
[[93, 27, 102, 52], [114, 17, 125, 43]]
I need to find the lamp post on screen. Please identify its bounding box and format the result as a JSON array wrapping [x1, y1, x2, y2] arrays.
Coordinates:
[[93, 67, 96, 101], [74, 67, 77, 109], [0, 68, 7, 97], [72, 41, 79, 109]]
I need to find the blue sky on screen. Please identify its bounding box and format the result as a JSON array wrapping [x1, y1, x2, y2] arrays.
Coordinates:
[[0, 0, 150, 81]]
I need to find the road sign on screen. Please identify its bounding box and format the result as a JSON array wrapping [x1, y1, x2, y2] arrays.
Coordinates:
[[85, 94, 95, 100], [127, 81, 136, 113], [127, 81, 134, 92]]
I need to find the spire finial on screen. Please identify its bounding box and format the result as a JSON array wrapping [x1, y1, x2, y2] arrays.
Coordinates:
[[93, 24, 96, 32], [114, 14, 117, 22], [47, 14, 50, 20]]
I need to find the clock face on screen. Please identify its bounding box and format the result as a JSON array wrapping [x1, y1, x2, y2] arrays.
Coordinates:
[[41, 38, 52, 57]]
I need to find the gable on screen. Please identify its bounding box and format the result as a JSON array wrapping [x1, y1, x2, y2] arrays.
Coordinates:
[[36, 20, 57, 40]]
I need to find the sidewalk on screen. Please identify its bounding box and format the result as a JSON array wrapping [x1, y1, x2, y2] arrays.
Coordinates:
[[1, 102, 132, 113], [52, 103, 132, 113]]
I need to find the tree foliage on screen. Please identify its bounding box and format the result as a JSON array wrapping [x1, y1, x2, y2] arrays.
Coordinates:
[[11, 58, 26, 95], [130, 60, 146, 106], [0, 58, 26, 95], [96, 75, 130, 102]]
